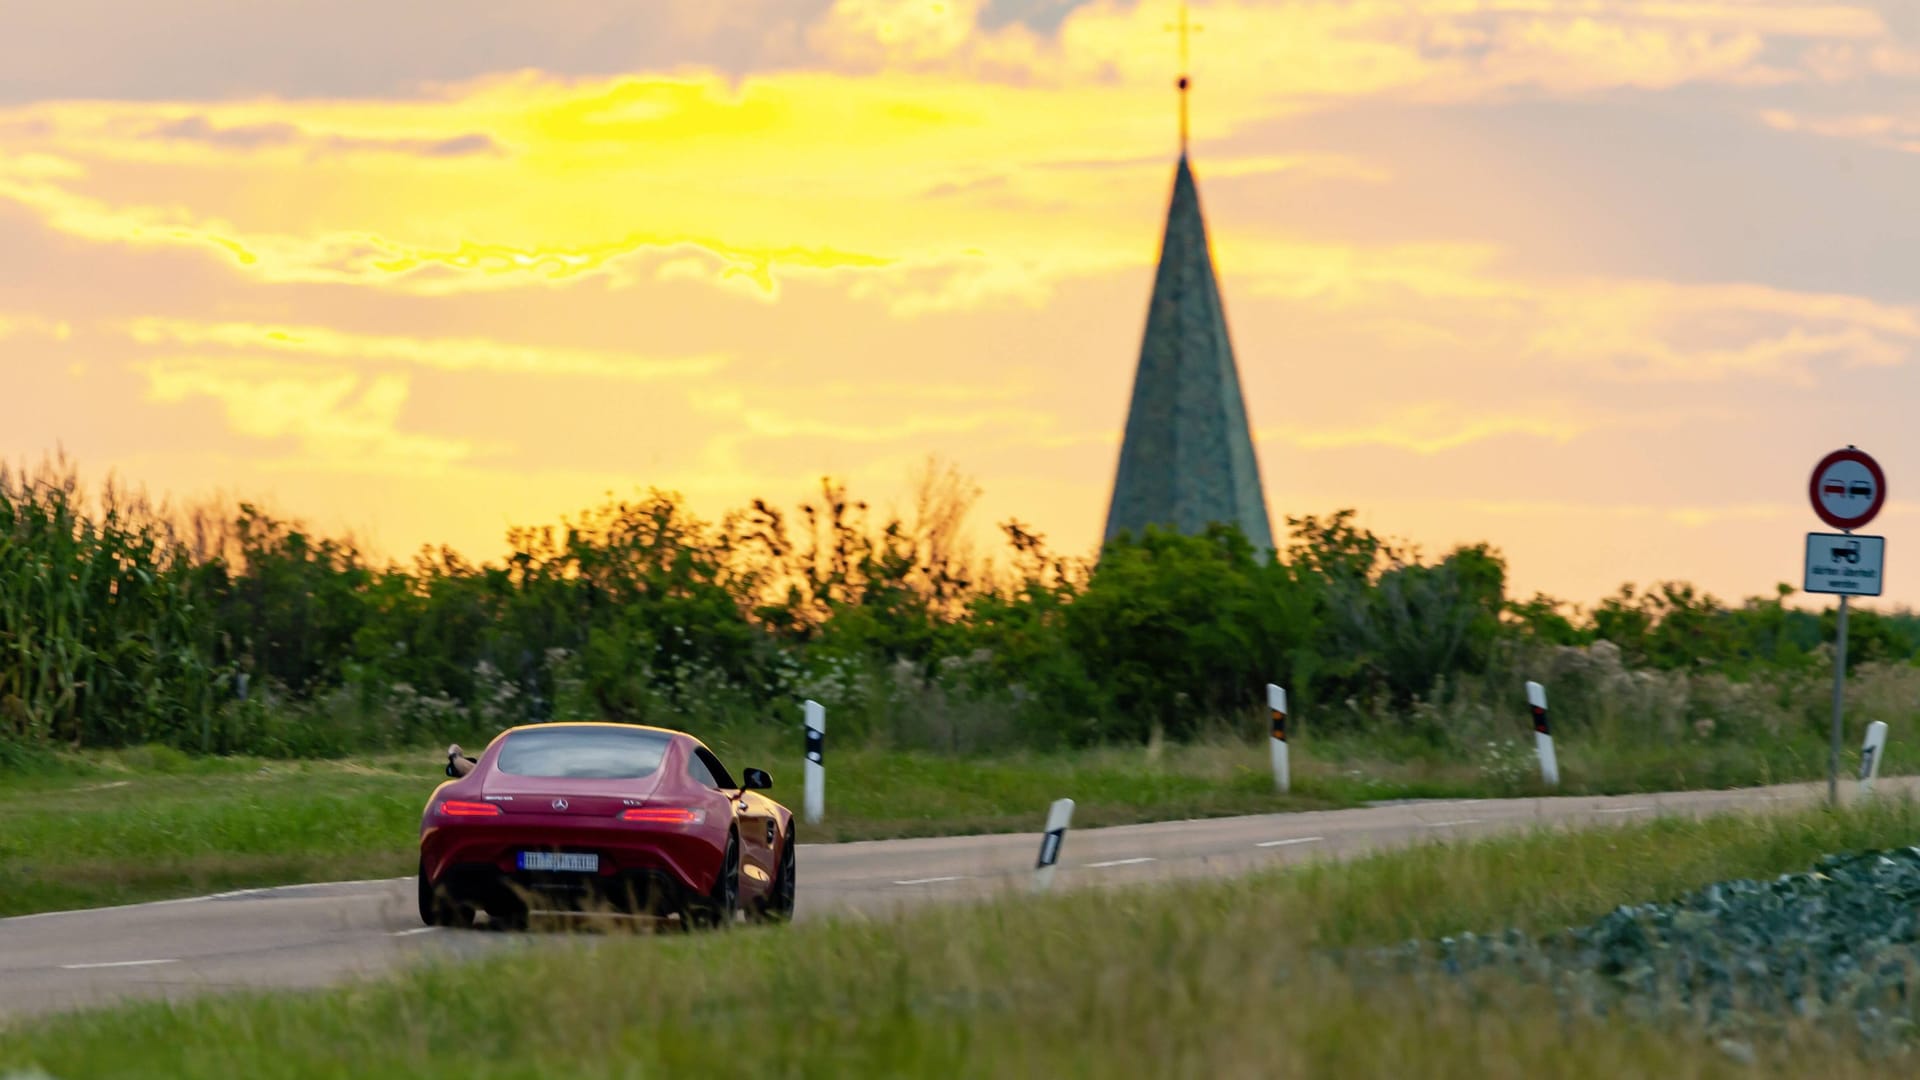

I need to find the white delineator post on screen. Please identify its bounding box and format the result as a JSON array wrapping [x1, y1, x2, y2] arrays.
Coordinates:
[[1859, 720, 1889, 795], [1032, 798, 1075, 893], [1527, 681, 1559, 788], [803, 699, 826, 825], [1266, 683, 1290, 794]]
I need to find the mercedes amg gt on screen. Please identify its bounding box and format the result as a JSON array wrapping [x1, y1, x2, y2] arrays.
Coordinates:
[[418, 722, 796, 929]]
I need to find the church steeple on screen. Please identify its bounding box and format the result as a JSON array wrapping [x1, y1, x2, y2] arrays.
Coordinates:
[[1100, 29, 1274, 553]]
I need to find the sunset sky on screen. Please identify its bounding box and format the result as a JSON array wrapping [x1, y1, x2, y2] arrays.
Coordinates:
[[3, 0, 1918, 610]]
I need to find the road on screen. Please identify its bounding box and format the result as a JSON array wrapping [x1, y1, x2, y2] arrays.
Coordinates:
[[3, 775, 1913, 1021]]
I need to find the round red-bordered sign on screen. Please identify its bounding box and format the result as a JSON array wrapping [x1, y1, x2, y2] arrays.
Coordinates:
[[1809, 447, 1887, 531]]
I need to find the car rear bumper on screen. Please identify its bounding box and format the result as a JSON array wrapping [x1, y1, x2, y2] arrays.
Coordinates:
[[420, 820, 720, 912], [435, 862, 696, 917]]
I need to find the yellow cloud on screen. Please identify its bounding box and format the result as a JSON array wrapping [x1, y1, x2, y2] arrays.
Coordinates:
[[124, 319, 727, 381], [0, 314, 73, 341], [0, 0, 1891, 311]]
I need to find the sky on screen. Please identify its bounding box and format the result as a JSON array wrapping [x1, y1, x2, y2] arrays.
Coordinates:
[[2, 0, 1918, 610]]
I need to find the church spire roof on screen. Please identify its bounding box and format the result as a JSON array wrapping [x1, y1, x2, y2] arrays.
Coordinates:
[[1101, 153, 1275, 552]]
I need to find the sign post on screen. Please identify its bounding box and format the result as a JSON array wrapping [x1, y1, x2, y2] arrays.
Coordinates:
[[1806, 447, 1888, 806]]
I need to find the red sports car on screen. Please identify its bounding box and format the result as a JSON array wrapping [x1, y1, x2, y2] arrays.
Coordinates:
[[418, 722, 796, 929]]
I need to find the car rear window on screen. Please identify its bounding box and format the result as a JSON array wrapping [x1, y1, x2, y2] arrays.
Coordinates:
[[495, 727, 671, 780]]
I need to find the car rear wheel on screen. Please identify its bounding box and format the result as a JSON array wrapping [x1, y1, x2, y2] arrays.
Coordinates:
[[417, 860, 475, 929], [692, 831, 740, 931], [755, 825, 796, 924]]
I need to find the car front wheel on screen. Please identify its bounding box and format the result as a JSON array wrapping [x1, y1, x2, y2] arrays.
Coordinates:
[[755, 825, 796, 924]]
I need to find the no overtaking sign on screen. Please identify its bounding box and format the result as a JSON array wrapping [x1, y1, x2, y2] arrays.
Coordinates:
[[1810, 447, 1886, 531]]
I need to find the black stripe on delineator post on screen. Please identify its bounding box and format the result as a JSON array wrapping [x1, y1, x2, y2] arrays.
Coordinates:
[[1036, 828, 1066, 869], [805, 725, 824, 765], [1270, 708, 1287, 742], [1860, 745, 1877, 781], [1531, 704, 1550, 736]]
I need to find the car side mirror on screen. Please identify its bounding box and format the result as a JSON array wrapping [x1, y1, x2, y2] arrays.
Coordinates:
[[741, 768, 773, 791]]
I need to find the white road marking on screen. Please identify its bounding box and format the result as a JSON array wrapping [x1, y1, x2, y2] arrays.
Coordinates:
[[390, 927, 438, 937], [893, 876, 963, 886], [60, 959, 177, 970], [1596, 806, 1652, 815], [1085, 857, 1156, 869], [1422, 819, 1482, 828], [4, 877, 416, 924], [1256, 836, 1325, 848]]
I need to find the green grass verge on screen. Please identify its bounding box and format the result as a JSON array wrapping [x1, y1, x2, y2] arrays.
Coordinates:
[[2, 736, 1486, 917], [0, 728, 1894, 919], [6, 799, 1920, 1077]]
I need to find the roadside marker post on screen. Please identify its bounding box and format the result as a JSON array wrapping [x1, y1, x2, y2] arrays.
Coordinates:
[[1266, 684, 1290, 794], [803, 700, 825, 825], [1806, 446, 1889, 807], [1860, 720, 1889, 795], [1032, 798, 1075, 893], [1527, 681, 1559, 788]]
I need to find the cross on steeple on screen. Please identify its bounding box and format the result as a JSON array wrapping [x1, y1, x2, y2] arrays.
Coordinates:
[[1165, 1, 1203, 155]]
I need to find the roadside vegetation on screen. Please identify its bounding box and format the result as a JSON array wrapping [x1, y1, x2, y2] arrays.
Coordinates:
[[3, 453, 1914, 771], [5, 800, 1919, 1076]]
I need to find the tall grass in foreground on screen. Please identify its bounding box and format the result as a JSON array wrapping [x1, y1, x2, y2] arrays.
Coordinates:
[[6, 800, 1919, 1077]]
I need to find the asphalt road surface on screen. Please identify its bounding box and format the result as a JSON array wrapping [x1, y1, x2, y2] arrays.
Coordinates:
[[5, 775, 1916, 1021]]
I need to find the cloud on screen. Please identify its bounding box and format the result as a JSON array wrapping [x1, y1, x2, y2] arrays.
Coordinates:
[[1760, 106, 1920, 153], [1521, 281, 1920, 384], [1267, 404, 1597, 455], [124, 319, 727, 381], [137, 358, 476, 473], [690, 388, 1055, 444], [146, 116, 502, 157], [0, 313, 73, 342], [0, 0, 1905, 310]]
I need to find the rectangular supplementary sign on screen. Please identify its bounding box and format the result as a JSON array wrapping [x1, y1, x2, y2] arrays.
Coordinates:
[[1805, 533, 1886, 597]]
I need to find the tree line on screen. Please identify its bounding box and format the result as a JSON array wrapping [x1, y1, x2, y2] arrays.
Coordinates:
[[1, 455, 1909, 758]]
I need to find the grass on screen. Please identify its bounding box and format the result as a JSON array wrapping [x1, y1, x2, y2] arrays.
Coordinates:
[[0, 725, 1898, 919], [0, 737, 1452, 918], [6, 799, 1920, 1077]]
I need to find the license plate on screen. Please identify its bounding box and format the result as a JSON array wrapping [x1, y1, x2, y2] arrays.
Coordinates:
[[517, 852, 599, 873]]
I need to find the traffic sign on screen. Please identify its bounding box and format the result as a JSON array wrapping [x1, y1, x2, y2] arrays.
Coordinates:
[[1804, 533, 1885, 596], [1809, 447, 1886, 531]]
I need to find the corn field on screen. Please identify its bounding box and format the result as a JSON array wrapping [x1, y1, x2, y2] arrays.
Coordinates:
[[0, 460, 221, 749]]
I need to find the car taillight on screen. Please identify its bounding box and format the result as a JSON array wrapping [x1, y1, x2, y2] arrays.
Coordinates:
[[619, 807, 705, 825], [439, 800, 502, 817]]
